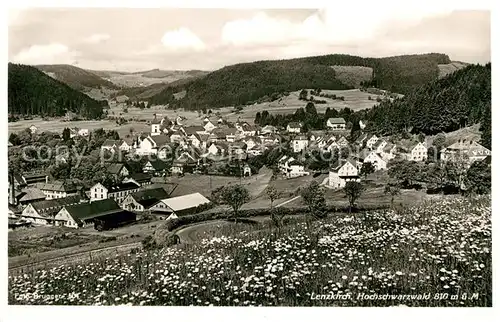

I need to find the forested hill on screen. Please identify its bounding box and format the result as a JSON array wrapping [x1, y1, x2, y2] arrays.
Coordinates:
[[8, 63, 109, 119], [149, 53, 451, 109], [361, 63, 491, 146], [35, 64, 118, 91]]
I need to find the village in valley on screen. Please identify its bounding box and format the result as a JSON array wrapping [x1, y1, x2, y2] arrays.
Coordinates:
[[6, 7, 492, 309], [8, 95, 491, 236]]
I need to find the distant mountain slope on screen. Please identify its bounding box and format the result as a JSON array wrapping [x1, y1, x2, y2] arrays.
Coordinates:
[[361, 63, 491, 139], [148, 53, 451, 109], [116, 72, 209, 100], [35, 64, 118, 91], [8, 63, 109, 119], [86, 68, 210, 88]]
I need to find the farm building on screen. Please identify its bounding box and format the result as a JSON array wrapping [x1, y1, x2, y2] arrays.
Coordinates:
[[326, 118, 346, 130], [20, 195, 87, 226], [55, 199, 136, 230], [123, 172, 153, 187], [36, 181, 79, 200], [22, 172, 49, 185], [16, 187, 47, 206], [150, 193, 211, 220], [121, 187, 170, 212]]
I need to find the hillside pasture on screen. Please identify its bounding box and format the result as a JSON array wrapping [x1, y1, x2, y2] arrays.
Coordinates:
[[438, 61, 469, 78], [214, 89, 378, 124], [8, 118, 150, 138]]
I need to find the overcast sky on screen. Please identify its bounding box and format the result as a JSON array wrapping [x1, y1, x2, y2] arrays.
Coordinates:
[[8, 8, 490, 71]]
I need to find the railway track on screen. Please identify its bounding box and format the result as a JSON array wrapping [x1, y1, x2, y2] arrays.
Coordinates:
[[8, 241, 142, 275]]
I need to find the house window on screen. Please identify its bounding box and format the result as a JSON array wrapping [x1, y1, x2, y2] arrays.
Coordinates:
[[100, 194, 103, 199]]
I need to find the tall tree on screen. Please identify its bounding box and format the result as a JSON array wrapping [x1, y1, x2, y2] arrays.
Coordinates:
[[344, 181, 364, 213], [219, 185, 250, 221]]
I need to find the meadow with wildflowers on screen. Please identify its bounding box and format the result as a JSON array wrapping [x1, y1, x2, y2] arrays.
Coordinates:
[[9, 196, 491, 307]]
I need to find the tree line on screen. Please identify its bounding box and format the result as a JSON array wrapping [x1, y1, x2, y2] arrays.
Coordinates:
[[8, 64, 108, 119], [145, 53, 451, 109], [360, 63, 491, 149]]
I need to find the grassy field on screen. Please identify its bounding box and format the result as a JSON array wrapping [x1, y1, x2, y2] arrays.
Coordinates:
[[216, 89, 378, 124], [8, 195, 491, 306], [438, 62, 469, 79]]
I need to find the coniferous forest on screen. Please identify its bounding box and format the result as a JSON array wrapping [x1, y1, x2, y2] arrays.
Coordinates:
[[150, 53, 451, 109], [361, 63, 491, 145], [8, 63, 108, 119]]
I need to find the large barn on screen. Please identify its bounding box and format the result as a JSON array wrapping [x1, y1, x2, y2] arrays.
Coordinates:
[[149, 193, 211, 220], [55, 199, 136, 230]]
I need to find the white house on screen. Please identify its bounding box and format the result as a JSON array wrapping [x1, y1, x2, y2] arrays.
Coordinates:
[[337, 136, 349, 147], [409, 142, 428, 162], [363, 151, 387, 171], [359, 120, 366, 130], [203, 120, 216, 132], [278, 156, 295, 174], [119, 140, 133, 152], [37, 181, 79, 200], [373, 139, 387, 154], [366, 135, 379, 149], [135, 135, 170, 155], [291, 135, 309, 153], [381, 143, 397, 161], [328, 159, 360, 189], [90, 182, 140, 204], [326, 118, 346, 130], [286, 122, 302, 133], [78, 128, 89, 137], [440, 140, 491, 165], [261, 125, 278, 135], [286, 160, 309, 178], [29, 125, 38, 134], [325, 141, 340, 152], [151, 119, 162, 136]]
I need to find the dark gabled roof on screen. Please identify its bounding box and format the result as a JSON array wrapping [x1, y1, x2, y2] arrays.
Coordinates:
[[129, 188, 169, 207], [331, 159, 357, 171], [242, 124, 257, 131], [12, 173, 27, 185], [102, 139, 121, 147], [106, 163, 128, 175], [64, 199, 122, 224], [22, 172, 47, 180], [128, 172, 153, 183], [103, 182, 140, 193], [18, 188, 47, 203], [373, 139, 386, 149], [31, 195, 85, 216], [184, 126, 205, 135], [328, 117, 346, 124], [145, 159, 169, 171], [288, 122, 302, 128], [37, 181, 78, 192], [150, 135, 171, 147]]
